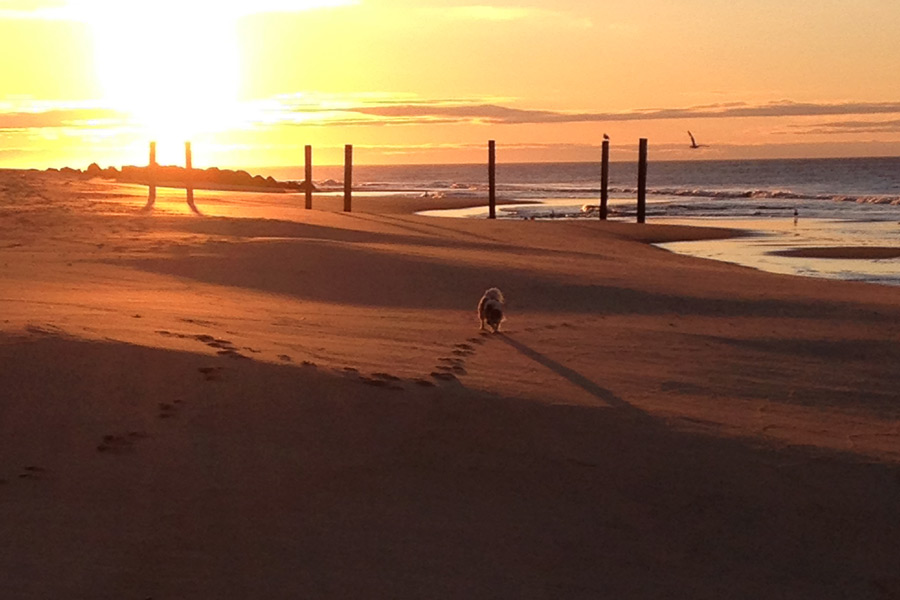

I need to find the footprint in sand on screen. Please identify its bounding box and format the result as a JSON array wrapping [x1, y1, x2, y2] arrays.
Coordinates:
[[26, 324, 65, 337], [431, 371, 458, 382], [360, 373, 404, 390], [181, 318, 218, 327], [431, 336, 482, 381], [198, 366, 223, 381], [158, 402, 178, 419], [436, 363, 469, 375], [199, 336, 235, 350], [97, 431, 148, 454], [158, 331, 250, 359], [359, 377, 392, 389], [371, 372, 402, 382], [18, 466, 47, 480]]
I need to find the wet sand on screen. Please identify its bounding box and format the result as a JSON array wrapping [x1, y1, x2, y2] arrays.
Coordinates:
[[772, 246, 900, 259], [1, 171, 899, 599]]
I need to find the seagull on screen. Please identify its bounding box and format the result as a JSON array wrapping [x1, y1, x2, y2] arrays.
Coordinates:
[[687, 130, 708, 149]]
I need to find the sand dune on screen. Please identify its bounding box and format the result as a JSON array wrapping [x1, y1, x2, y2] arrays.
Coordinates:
[[1, 172, 899, 598]]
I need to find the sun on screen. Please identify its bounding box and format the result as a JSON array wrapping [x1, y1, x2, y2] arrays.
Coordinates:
[[87, 0, 243, 142]]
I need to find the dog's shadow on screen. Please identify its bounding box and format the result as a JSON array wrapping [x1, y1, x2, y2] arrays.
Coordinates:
[[495, 333, 649, 419]]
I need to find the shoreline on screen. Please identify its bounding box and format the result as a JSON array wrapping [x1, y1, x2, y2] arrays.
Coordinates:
[[419, 200, 900, 286], [656, 217, 900, 287]]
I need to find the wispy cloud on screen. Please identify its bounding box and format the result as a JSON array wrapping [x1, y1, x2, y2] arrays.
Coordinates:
[[415, 4, 592, 28], [0, 0, 356, 20], [443, 5, 537, 20], [788, 119, 900, 135], [270, 99, 900, 127], [8, 98, 900, 134], [0, 107, 127, 130], [0, 0, 70, 19]]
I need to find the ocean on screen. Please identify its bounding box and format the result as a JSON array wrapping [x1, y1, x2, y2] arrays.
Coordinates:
[[259, 157, 900, 215], [256, 157, 900, 286]]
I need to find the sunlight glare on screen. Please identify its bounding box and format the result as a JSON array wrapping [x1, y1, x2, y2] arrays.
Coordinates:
[[80, 0, 359, 145], [87, 0, 244, 142]]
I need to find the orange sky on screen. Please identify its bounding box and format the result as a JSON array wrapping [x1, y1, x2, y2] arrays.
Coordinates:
[[2, 0, 900, 168]]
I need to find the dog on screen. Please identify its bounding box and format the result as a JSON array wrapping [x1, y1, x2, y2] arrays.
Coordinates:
[[478, 288, 505, 333]]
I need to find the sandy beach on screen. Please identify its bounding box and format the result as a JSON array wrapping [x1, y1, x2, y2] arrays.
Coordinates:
[[2, 170, 899, 599]]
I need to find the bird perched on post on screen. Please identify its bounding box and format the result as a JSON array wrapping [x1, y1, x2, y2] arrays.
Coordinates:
[[603, 133, 610, 141]]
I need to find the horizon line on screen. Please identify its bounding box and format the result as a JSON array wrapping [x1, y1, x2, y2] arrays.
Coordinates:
[[9, 153, 900, 174]]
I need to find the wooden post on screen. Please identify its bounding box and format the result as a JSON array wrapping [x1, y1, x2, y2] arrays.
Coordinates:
[[600, 138, 609, 220], [304, 145, 313, 210], [185, 141, 197, 214], [147, 141, 157, 208], [488, 140, 496, 219], [637, 138, 647, 224], [343, 144, 352, 213]]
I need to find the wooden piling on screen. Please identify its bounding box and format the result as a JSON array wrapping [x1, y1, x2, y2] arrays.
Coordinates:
[[185, 141, 197, 214], [304, 145, 313, 210], [637, 138, 647, 224], [600, 139, 609, 220], [488, 140, 496, 219], [147, 141, 157, 208], [343, 144, 352, 213]]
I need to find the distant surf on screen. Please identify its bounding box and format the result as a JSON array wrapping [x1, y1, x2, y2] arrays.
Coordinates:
[[256, 157, 900, 287], [258, 156, 900, 220]]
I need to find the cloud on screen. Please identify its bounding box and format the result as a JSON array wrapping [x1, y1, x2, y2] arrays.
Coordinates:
[[441, 5, 538, 20], [683, 101, 900, 120], [0, 108, 127, 130], [417, 4, 592, 27], [0, 0, 356, 20], [0, 0, 63, 7], [0, 0, 70, 19], [272, 99, 900, 127], [788, 119, 900, 135], [0, 148, 30, 159], [9, 97, 900, 139]]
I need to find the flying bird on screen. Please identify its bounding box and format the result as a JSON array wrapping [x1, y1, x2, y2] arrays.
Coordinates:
[[687, 131, 708, 149]]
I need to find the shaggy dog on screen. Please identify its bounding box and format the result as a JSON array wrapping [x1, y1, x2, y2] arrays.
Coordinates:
[[478, 288, 505, 333]]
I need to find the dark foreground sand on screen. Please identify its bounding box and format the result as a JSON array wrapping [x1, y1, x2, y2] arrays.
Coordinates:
[[1, 172, 899, 599]]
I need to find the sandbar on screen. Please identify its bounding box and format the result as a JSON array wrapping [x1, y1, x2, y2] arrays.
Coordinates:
[[771, 246, 900, 259]]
